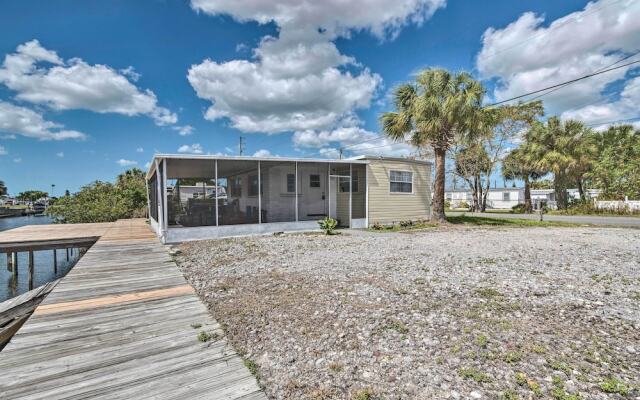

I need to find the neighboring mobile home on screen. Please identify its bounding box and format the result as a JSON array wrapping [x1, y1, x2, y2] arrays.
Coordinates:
[[147, 155, 431, 243], [446, 188, 524, 209]]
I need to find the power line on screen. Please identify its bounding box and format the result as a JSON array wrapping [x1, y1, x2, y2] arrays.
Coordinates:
[[586, 116, 640, 127], [332, 51, 640, 157], [484, 58, 640, 107], [523, 49, 640, 103]]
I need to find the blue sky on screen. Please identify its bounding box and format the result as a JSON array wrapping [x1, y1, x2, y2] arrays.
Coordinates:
[[1, 0, 638, 194]]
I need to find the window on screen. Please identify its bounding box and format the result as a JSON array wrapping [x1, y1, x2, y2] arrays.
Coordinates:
[[390, 170, 412, 193], [339, 170, 358, 192], [230, 177, 242, 197], [249, 175, 259, 196], [503, 192, 510, 201], [310, 174, 320, 188], [286, 173, 295, 193]]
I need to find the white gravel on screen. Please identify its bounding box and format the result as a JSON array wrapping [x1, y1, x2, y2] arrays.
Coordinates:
[[175, 226, 640, 399]]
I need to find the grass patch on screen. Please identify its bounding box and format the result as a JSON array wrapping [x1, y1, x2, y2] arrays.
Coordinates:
[[599, 376, 629, 395], [368, 221, 438, 233], [459, 367, 492, 383], [381, 319, 409, 334], [446, 215, 580, 227], [500, 389, 520, 400], [353, 388, 375, 400], [474, 334, 489, 348], [476, 287, 504, 298], [197, 331, 219, 342], [503, 351, 523, 363]]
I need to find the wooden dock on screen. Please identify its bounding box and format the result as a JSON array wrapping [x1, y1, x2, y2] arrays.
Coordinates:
[[0, 219, 266, 400]]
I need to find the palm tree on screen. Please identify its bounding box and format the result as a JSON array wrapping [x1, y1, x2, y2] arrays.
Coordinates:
[[502, 147, 544, 213], [381, 69, 485, 222], [523, 117, 595, 209]]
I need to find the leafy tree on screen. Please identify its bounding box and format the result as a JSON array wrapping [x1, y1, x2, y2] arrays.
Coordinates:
[[46, 168, 147, 223], [453, 101, 544, 211], [475, 102, 544, 210], [17, 190, 48, 202], [454, 144, 490, 211], [115, 168, 148, 213], [381, 68, 485, 222], [502, 148, 544, 212], [523, 117, 595, 209], [0, 180, 7, 196], [587, 125, 640, 200]]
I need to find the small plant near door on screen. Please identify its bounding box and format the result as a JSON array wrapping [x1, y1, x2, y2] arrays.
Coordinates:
[[318, 217, 338, 235]]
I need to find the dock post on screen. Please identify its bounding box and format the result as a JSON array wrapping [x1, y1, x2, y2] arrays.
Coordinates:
[[6, 253, 11, 272], [66, 248, 70, 261], [53, 249, 58, 274], [28, 251, 34, 290], [12, 252, 18, 280]]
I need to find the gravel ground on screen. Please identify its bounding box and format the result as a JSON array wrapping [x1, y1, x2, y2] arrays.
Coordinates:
[[175, 227, 640, 400]]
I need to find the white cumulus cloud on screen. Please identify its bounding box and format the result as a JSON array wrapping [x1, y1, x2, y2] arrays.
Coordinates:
[[190, 0, 446, 39], [0, 101, 86, 140], [178, 143, 204, 154], [188, 0, 445, 151], [477, 0, 640, 114], [0, 40, 177, 126], [116, 159, 137, 167], [252, 149, 275, 157], [562, 76, 640, 127], [172, 125, 194, 136], [0, 145, 7, 155], [56, 151, 64, 158]]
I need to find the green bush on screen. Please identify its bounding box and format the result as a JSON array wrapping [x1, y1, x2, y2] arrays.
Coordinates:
[[458, 200, 469, 209], [511, 203, 526, 213], [318, 217, 338, 235], [46, 168, 147, 223]]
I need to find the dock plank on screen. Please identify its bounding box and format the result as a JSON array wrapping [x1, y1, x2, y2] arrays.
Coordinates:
[[0, 219, 266, 400]]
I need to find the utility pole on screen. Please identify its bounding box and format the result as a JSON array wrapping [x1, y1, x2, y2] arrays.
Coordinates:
[[339, 147, 343, 159], [238, 136, 245, 156]]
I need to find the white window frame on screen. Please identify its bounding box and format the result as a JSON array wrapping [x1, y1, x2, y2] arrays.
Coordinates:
[[389, 169, 414, 194]]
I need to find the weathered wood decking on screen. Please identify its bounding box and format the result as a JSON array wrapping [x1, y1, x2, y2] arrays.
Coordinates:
[[0, 219, 266, 400]]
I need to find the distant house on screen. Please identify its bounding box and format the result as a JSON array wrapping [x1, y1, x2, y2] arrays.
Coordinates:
[[147, 154, 432, 242], [446, 187, 602, 210], [530, 188, 602, 209], [446, 188, 524, 209]]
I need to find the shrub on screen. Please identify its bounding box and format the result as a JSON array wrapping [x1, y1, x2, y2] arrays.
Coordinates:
[[318, 217, 338, 235], [458, 200, 469, 209], [399, 220, 413, 228], [372, 221, 384, 230], [511, 204, 526, 213]]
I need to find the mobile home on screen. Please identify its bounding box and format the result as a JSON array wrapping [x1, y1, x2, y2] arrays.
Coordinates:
[[146, 155, 431, 243]]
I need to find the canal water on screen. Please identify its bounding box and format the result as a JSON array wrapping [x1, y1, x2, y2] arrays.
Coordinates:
[[0, 216, 81, 302]]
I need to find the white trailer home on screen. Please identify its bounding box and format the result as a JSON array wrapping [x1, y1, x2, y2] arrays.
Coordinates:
[[445, 188, 524, 210], [147, 155, 432, 243]]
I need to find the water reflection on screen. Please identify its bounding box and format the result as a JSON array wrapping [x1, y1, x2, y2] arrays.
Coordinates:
[[0, 216, 85, 302]]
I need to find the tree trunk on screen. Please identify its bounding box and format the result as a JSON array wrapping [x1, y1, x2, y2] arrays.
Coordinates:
[[480, 176, 488, 212], [554, 175, 568, 210], [523, 176, 532, 213], [431, 147, 447, 223], [472, 176, 479, 211], [577, 179, 585, 202]]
